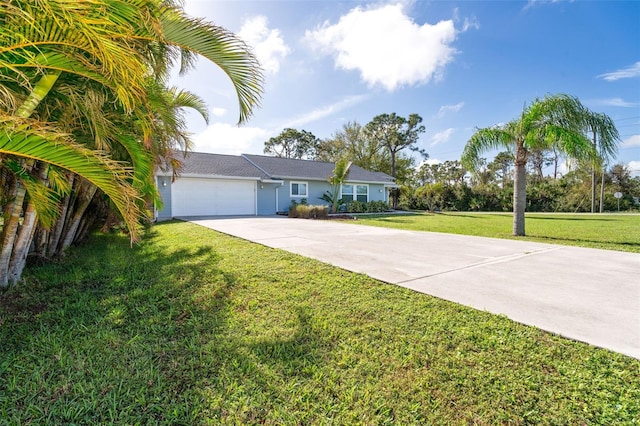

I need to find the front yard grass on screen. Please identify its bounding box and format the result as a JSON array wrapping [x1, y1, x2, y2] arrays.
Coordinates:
[[356, 212, 640, 253], [1, 221, 638, 424]]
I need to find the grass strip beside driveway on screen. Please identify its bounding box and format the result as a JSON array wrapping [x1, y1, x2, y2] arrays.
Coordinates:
[[355, 212, 640, 253], [1, 221, 639, 424]]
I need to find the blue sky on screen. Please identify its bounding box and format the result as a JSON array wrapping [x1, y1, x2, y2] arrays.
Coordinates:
[[171, 0, 640, 176]]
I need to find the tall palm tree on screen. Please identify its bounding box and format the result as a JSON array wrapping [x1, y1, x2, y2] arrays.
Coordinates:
[[462, 94, 596, 236], [0, 0, 263, 287], [583, 111, 619, 213]]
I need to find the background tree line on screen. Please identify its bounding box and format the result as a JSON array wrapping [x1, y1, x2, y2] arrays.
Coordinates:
[[402, 157, 639, 214], [264, 96, 638, 233]]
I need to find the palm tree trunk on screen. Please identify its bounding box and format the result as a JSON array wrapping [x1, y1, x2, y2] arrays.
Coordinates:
[[34, 227, 49, 259], [60, 185, 98, 252], [513, 144, 527, 236], [590, 131, 598, 213], [591, 168, 597, 213], [7, 195, 38, 283], [0, 71, 63, 286], [0, 180, 25, 288], [7, 162, 51, 282], [599, 167, 606, 213], [47, 174, 76, 257], [75, 214, 94, 244]]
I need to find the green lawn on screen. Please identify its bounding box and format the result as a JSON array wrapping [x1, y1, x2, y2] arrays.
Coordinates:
[[355, 212, 640, 253], [1, 221, 638, 424]]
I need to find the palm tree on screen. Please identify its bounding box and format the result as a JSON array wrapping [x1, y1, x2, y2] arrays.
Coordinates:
[[0, 0, 263, 287], [325, 158, 351, 213], [583, 112, 619, 213], [462, 94, 596, 236]]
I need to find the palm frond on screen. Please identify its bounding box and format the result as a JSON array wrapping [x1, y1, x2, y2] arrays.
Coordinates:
[[0, 116, 145, 241], [2, 158, 61, 228], [462, 127, 515, 172], [1, 0, 150, 110], [584, 111, 619, 161], [158, 10, 263, 124], [546, 125, 597, 163]]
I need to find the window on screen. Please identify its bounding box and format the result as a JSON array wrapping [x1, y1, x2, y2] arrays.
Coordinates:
[[341, 184, 353, 201], [341, 184, 368, 202], [290, 181, 308, 197]]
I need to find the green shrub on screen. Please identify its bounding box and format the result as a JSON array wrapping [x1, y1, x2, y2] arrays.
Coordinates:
[[368, 200, 389, 212], [345, 200, 389, 213], [345, 200, 366, 213]]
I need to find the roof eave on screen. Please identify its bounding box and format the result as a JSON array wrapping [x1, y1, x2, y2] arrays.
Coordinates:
[[170, 173, 261, 181]]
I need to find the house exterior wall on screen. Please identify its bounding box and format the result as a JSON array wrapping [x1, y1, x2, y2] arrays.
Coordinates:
[[156, 176, 172, 220], [256, 182, 279, 215], [275, 180, 390, 212], [276, 180, 332, 212], [366, 183, 388, 203]]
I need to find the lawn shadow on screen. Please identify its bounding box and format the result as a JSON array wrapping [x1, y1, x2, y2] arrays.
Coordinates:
[[248, 306, 323, 366], [0, 228, 242, 424]]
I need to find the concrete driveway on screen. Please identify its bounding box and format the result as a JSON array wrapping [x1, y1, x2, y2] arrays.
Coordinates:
[[185, 216, 640, 359]]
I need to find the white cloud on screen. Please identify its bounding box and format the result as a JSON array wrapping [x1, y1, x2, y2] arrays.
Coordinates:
[[430, 128, 455, 147], [305, 3, 458, 91], [238, 16, 290, 74], [524, 0, 569, 11], [453, 8, 480, 32], [462, 17, 480, 32], [190, 95, 370, 155], [283, 95, 369, 128], [593, 98, 639, 108], [437, 102, 464, 118], [211, 107, 227, 117], [415, 158, 441, 170], [628, 161, 640, 177], [598, 62, 640, 81], [192, 122, 271, 155], [622, 135, 640, 148], [554, 159, 572, 177]]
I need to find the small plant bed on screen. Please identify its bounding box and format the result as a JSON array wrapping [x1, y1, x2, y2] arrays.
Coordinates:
[[288, 198, 390, 220], [288, 202, 328, 219], [1, 221, 638, 424]]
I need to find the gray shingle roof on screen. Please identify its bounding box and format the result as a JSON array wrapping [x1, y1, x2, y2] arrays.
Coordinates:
[[243, 154, 394, 183], [168, 152, 394, 183], [177, 152, 270, 179]]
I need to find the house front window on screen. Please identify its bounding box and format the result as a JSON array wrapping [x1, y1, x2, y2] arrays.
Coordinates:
[[342, 184, 368, 202], [290, 181, 308, 197]]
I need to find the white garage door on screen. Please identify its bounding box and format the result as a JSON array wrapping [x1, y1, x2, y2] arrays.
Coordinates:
[[172, 178, 256, 216]]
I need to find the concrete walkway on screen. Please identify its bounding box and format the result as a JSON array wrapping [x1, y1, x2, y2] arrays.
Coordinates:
[[185, 216, 640, 359]]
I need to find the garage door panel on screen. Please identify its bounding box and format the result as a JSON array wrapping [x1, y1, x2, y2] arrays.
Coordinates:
[[172, 178, 255, 216]]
